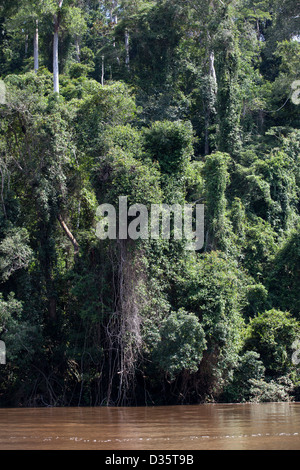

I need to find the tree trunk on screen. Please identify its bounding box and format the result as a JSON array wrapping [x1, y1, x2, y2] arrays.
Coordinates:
[[209, 50, 217, 86], [25, 33, 29, 58], [48, 297, 57, 321], [111, 1, 119, 61], [53, 14, 60, 93], [53, 2, 63, 93], [75, 35, 81, 62], [125, 28, 130, 70], [204, 50, 217, 155], [57, 214, 79, 258], [101, 55, 105, 86], [34, 20, 39, 73], [110, 0, 118, 25]]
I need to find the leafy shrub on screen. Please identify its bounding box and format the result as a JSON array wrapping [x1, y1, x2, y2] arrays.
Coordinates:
[[222, 351, 266, 402], [248, 376, 294, 402], [245, 309, 300, 376], [143, 120, 194, 175], [152, 308, 206, 379]]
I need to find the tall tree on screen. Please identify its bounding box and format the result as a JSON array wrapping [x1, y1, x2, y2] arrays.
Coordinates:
[[215, 6, 242, 156], [53, 0, 64, 93], [64, 5, 88, 63], [3, 0, 41, 74], [34, 19, 39, 72]]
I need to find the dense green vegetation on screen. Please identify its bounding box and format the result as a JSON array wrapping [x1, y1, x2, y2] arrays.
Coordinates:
[[0, 0, 299, 406]]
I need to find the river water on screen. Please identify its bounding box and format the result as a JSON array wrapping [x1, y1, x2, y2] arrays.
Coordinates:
[[0, 402, 299, 450]]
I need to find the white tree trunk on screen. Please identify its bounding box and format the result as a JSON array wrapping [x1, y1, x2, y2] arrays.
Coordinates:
[[125, 28, 130, 70], [53, 14, 60, 93], [53, 2, 63, 93], [209, 50, 217, 87], [110, 1, 118, 59], [75, 35, 81, 62], [205, 49, 217, 155], [110, 0, 118, 25], [34, 20, 39, 73], [101, 55, 105, 86]]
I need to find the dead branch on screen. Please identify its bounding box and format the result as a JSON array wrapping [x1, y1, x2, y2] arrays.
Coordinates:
[[57, 214, 79, 257]]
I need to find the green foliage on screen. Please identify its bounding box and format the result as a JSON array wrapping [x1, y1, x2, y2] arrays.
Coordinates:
[[243, 283, 269, 318], [75, 81, 137, 155], [143, 120, 194, 175], [0, 291, 42, 370], [247, 376, 295, 402], [202, 152, 232, 251], [243, 216, 278, 278], [245, 309, 300, 376], [267, 226, 300, 317], [0, 227, 33, 281], [151, 308, 206, 379], [0, 292, 23, 332], [251, 149, 299, 230], [68, 63, 93, 79], [174, 251, 248, 395], [215, 15, 242, 155], [97, 147, 162, 207], [103, 124, 144, 159], [222, 351, 266, 402], [0, 0, 299, 406]]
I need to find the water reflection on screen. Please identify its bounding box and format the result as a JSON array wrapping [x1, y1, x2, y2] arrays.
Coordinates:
[[0, 403, 299, 450]]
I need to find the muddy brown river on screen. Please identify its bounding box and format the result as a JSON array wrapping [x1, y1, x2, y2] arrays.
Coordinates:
[[0, 402, 299, 450]]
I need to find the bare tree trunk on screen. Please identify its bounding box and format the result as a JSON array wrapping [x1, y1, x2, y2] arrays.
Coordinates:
[[203, 2, 218, 155], [209, 50, 217, 86], [204, 50, 217, 155], [75, 35, 81, 62], [125, 28, 130, 70], [48, 297, 57, 321], [110, 1, 119, 62], [53, 1, 63, 93], [110, 0, 118, 25], [101, 55, 105, 86], [57, 214, 79, 258], [34, 20, 39, 73], [53, 14, 60, 93]]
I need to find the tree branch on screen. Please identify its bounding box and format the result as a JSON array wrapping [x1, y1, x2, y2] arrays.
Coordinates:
[[57, 214, 79, 257]]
